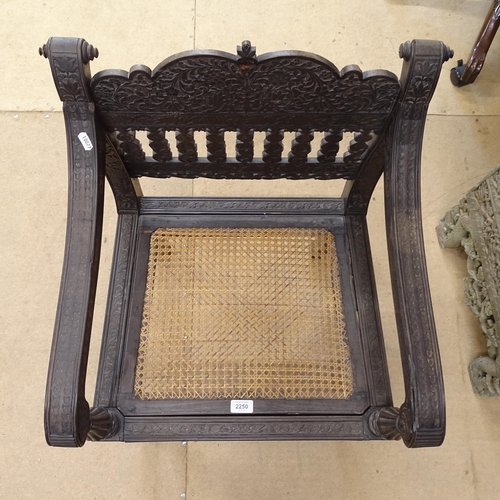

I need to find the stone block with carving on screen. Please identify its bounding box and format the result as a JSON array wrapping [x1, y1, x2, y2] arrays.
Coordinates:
[[437, 167, 500, 396]]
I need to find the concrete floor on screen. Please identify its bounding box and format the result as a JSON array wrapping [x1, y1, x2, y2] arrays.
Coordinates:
[[1, 1, 500, 498]]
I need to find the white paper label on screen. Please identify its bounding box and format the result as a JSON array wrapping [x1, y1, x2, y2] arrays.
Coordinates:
[[78, 132, 93, 151], [230, 400, 254, 413]]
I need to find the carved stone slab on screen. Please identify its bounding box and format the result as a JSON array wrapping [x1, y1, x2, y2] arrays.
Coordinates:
[[438, 165, 500, 396]]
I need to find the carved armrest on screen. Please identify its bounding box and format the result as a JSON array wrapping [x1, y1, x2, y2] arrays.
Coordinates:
[[384, 40, 452, 447], [41, 38, 105, 446]]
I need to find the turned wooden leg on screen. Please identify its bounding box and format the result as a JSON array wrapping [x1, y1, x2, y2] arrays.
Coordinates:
[[451, 1, 500, 86]]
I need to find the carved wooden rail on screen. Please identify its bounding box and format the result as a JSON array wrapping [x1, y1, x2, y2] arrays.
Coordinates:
[[109, 126, 377, 179]]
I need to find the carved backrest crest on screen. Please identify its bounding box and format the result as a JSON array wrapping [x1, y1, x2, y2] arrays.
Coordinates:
[[91, 44, 399, 125]]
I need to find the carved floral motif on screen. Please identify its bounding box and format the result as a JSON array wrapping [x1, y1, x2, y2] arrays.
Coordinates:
[[438, 168, 500, 396], [404, 60, 440, 106], [139, 198, 345, 214], [92, 54, 400, 116], [124, 419, 363, 438], [53, 56, 88, 101]]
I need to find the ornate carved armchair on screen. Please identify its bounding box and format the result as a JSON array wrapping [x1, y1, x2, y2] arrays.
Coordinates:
[[40, 37, 451, 448]]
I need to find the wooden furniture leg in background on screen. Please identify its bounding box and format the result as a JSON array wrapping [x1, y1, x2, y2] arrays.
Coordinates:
[[451, 0, 500, 86]]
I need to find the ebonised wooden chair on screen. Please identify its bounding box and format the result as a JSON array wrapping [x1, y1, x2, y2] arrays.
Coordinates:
[[40, 37, 451, 448]]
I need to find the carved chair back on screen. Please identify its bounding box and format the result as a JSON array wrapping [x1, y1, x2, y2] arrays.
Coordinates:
[[89, 41, 400, 181]]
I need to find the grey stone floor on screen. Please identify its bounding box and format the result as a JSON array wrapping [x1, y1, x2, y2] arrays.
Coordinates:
[[2, 1, 500, 499]]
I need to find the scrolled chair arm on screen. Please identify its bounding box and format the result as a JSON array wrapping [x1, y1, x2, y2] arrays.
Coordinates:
[[382, 39, 450, 447], [42, 37, 107, 446]]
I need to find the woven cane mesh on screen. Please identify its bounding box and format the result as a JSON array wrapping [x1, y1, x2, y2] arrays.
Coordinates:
[[134, 227, 353, 400]]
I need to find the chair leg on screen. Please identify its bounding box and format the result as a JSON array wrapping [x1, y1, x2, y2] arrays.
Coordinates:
[[366, 407, 402, 441], [87, 407, 120, 441], [451, 0, 500, 86]]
